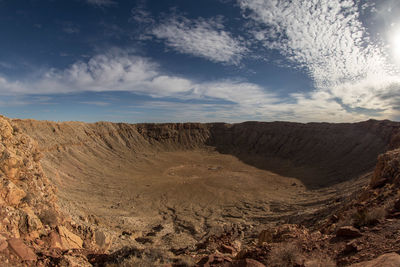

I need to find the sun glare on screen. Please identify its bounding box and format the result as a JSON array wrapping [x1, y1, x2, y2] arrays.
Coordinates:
[[390, 28, 400, 64]]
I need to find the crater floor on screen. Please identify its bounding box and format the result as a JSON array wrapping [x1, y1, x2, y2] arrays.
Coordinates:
[[42, 148, 368, 253]]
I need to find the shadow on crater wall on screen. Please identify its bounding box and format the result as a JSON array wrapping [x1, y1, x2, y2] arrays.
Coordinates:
[[206, 120, 400, 189]]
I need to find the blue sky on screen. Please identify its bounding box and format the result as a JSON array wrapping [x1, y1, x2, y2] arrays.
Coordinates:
[[1, 0, 400, 122]]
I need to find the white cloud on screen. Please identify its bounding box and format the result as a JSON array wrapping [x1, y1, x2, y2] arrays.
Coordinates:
[[239, 0, 400, 114], [0, 50, 274, 114], [0, 49, 384, 123], [151, 16, 247, 65]]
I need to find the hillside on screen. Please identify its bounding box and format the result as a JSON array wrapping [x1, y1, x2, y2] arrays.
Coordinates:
[[1, 116, 400, 266]]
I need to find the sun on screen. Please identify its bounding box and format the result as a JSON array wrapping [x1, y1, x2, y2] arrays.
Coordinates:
[[389, 28, 400, 64]]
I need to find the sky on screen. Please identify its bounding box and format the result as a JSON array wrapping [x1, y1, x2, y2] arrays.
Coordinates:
[[1, 0, 400, 123]]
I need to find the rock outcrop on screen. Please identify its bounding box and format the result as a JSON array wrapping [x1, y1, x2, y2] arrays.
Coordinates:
[[0, 116, 104, 266]]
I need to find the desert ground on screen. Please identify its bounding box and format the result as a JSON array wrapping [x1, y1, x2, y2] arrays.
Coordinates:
[[2, 117, 400, 266]]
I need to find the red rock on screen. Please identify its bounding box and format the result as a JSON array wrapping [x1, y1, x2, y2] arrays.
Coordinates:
[[57, 226, 83, 250], [49, 231, 62, 249], [0, 240, 7, 251], [7, 238, 37, 261], [336, 226, 362, 238], [349, 253, 400, 267], [231, 258, 266, 267], [2, 180, 26, 206]]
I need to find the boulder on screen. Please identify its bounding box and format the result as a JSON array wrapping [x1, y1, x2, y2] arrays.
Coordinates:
[[2, 180, 26, 206], [49, 231, 63, 249], [0, 235, 7, 251], [1, 150, 21, 179], [0, 117, 13, 140], [57, 226, 83, 250], [370, 149, 400, 188], [19, 207, 43, 237], [7, 238, 37, 261], [94, 230, 112, 250], [349, 253, 400, 267], [336, 226, 362, 238]]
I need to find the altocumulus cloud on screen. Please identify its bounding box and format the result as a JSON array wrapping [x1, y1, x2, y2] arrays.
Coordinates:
[[239, 0, 400, 118], [151, 15, 247, 65]]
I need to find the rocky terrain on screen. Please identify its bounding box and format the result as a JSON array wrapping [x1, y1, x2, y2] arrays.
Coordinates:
[[1, 116, 400, 266]]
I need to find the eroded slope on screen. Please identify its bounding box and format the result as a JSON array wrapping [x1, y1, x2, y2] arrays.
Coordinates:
[[11, 118, 400, 262]]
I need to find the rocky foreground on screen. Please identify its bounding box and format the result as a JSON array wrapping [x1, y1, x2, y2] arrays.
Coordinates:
[[0, 115, 400, 266]]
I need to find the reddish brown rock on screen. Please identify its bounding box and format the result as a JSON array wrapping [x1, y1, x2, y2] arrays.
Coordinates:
[[57, 226, 83, 250], [370, 149, 400, 188], [7, 238, 37, 261], [0, 235, 8, 251], [2, 180, 26, 206], [349, 253, 400, 267], [231, 258, 266, 267], [0, 117, 13, 140], [49, 231, 62, 249], [336, 226, 362, 238]]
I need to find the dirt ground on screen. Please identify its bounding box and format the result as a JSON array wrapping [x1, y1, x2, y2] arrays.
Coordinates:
[[38, 146, 368, 254]]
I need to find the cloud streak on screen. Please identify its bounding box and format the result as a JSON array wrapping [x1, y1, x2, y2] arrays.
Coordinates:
[[0, 50, 279, 117]]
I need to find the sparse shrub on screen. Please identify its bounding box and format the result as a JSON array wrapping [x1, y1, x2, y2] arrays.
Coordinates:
[[269, 242, 301, 267], [39, 209, 59, 227], [352, 206, 387, 228]]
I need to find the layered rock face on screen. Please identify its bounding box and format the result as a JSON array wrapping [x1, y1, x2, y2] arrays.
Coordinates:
[[209, 121, 394, 187], [14, 119, 400, 188]]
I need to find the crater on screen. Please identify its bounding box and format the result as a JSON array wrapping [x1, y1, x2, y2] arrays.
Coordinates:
[[13, 119, 400, 256]]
